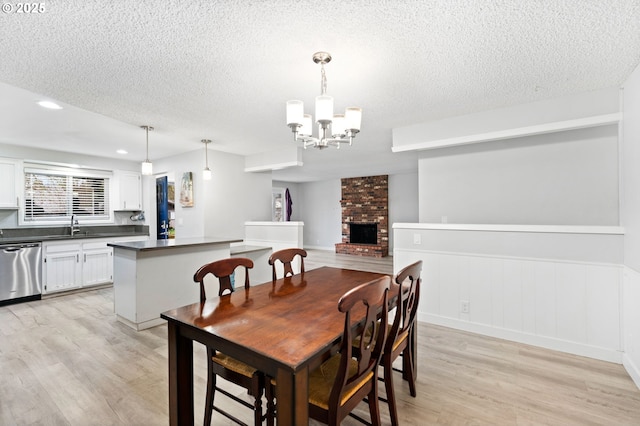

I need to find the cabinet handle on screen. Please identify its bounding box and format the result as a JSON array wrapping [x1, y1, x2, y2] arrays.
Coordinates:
[[84, 254, 87, 262], [77, 254, 79, 263], [124, 201, 127, 209]]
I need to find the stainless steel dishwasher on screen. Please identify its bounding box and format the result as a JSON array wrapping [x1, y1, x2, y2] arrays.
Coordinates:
[[0, 242, 42, 305]]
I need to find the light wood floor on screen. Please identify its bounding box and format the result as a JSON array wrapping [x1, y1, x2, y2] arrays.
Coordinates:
[[1, 249, 640, 425]]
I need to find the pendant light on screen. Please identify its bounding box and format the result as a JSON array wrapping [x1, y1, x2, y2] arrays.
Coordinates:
[[141, 125, 154, 175], [201, 139, 212, 180]]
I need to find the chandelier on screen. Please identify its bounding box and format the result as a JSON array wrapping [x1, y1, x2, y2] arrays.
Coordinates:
[[286, 52, 362, 149]]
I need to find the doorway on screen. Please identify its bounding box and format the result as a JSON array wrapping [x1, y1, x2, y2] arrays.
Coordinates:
[[156, 175, 176, 239]]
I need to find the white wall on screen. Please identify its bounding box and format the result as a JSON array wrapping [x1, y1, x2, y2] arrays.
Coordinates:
[[389, 172, 419, 252], [205, 151, 271, 239], [153, 149, 272, 240], [393, 88, 639, 376], [622, 63, 640, 388], [273, 180, 301, 222], [299, 179, 342, 249], [418, 125, 619, 225]]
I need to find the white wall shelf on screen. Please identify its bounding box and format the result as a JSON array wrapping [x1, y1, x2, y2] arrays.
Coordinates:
[[392, 113, 621, 153]]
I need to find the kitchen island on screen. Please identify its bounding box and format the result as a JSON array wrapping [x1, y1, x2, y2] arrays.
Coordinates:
[[109, 237, 241, 330]]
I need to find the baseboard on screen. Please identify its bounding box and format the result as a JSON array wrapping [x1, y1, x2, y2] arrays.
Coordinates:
[[116, 314, 165, 331], [623, 353, 640, 390], [419, 313, 623, 364], [304, 245, 337, 251], [42, 283, 112, 299]]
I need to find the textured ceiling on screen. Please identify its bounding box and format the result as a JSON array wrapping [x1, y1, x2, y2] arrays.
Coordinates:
[[1, 0, 639, 182]]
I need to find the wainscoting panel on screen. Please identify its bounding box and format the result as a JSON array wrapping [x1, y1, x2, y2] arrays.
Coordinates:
[[624, 266, 640, 388], [395, 248, 622, 363]]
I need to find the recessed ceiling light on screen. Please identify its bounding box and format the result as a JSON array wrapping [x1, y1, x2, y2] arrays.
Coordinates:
[[116, 149, 128, 155], [37, 100, 63, 110]]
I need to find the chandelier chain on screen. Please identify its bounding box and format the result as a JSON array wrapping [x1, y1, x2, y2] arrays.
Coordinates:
[[320, 64, 327, 95]]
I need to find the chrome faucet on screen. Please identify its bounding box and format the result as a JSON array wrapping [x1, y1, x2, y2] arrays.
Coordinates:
[[70, 215, 80, 236]]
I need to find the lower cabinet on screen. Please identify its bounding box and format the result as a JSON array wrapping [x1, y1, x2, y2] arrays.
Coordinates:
[[43, 241, 113, 294], [43, 243, 82, 293], [82, 242, 113, 286]]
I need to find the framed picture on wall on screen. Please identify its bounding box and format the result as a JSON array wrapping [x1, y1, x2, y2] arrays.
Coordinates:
[[180, 172, 194, 207]]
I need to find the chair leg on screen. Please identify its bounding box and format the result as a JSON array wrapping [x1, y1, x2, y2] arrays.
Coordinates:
[[203, 349, 216, 426], [403, 324, 418, 389], [251, 376, 263, 426], [368, 380, 382, 426], [384, 358, 399, 426], [265, 380, 275, 426], [403, 343, 417, 397]]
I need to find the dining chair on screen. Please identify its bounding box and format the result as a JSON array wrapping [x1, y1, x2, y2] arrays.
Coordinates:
[[193, 257, 265, 426], [304, 275, 391, 425], [268, 247, 307, 280], [382, 260, 422, 426]]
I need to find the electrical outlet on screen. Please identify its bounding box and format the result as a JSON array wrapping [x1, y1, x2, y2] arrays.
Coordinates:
[[413, 233, 421, 245], [460, 300, 470, 314]]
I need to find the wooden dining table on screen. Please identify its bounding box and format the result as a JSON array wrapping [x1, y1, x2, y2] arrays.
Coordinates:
[[160, 266, 388, 426]]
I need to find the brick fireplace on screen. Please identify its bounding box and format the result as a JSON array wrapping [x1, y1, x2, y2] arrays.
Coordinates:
[[335, 175, 388, 257]]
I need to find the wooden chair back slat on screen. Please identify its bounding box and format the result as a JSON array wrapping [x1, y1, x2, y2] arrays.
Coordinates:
[[268, 248, 307, 281], [193, 257, 254, 301]]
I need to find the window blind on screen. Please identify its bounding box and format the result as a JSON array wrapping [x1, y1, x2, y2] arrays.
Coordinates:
[[24, 168, 110, 222]]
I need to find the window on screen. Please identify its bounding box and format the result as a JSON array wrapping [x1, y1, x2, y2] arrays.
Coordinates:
[[23, 165, 112, 224]]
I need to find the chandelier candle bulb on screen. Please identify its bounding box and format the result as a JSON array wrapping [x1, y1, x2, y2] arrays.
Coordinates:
[[332, 114, 346, 137], [301, 114, 313, 136], [315, 95, 334, 123], [286, 100, 304, 126], [345, 107, 362, 132]]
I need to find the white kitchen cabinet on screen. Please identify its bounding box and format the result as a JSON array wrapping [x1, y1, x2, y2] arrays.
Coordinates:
[[0, 157, 22, 209], [43, 242, 82, 293], [114, 170, 142, 211], [43, 237, 147, 294], [82, 243, 113, 286]]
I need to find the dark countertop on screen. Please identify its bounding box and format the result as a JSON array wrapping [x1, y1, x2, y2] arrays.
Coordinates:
[[0, 225, 149, 244], [108, 237, 242, 252], [230, 244, 272, 255]]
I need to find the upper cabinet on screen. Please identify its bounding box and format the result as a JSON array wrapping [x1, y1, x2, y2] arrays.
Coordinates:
[[0, 157, 23, 209], [113, 170, 142, 211]]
